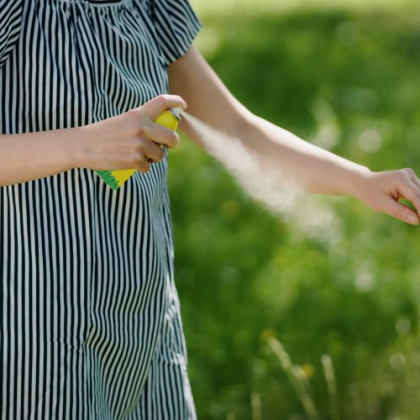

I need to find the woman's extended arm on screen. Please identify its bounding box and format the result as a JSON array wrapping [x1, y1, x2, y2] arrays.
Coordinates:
[[0, 95, 185, 187], [168, 46, 420, 225]]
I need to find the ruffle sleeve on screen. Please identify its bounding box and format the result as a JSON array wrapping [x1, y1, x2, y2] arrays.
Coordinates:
[[148, 0, 202, 66], [0, 0, 23, 69]]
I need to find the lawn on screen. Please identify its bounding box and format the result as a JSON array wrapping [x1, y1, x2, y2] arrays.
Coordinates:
[[168, 1, 420, 419]]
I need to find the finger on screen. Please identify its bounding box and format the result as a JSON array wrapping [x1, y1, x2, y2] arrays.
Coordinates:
[[409, 172, 420, 190], [381, 196, 419, 225], [142, 122, 180, 149], [140, 94, 187, 121], [141, 139, 165, 163], [135, 155, 151, 173], [399, 167, 420, 188], [397, 181, 420, 216]]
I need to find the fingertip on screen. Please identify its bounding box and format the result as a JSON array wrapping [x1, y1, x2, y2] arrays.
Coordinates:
[[173, 94, 187, 110], [166, 128, 180, 148], [407, 213, 419, 225]]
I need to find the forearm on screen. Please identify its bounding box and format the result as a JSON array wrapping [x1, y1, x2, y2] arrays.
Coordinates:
[[169, 46, 370, 197], [169, 46, 420, 225], [235, 114, 371, 196], [0, 94, 187, 187], [0, 128, 85, 187]]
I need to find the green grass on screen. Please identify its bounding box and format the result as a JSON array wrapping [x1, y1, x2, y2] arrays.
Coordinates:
[[168, 1, 420, 419], [191, 0, 420, 16]]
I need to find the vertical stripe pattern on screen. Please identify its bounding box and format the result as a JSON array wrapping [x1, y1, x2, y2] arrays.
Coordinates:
[[0, 0, 201, 418]]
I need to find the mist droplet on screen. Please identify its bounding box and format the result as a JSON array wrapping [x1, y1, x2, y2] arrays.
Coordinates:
[[182, 113, 342, 244]]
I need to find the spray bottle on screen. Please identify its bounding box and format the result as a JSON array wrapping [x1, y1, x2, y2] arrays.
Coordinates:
[[95, 107, 182, 190]]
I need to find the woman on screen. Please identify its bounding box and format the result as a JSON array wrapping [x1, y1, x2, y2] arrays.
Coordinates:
[[1, 0, 419, 419]]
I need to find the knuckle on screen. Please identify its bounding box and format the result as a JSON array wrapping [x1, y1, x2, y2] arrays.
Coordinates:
[[126, 108, 140, 123], [127, 107, 139, 117], [137, 125, 145, 136], [134, 137, 146, 151], [125, 112, 143, 135], [155, 95, 167, 107]]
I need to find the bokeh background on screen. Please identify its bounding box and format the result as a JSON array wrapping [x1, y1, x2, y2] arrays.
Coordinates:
[[167, 0, 420, 418]]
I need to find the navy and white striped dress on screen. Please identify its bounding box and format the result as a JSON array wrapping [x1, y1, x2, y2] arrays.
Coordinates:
[[0, 0, 201, 418]]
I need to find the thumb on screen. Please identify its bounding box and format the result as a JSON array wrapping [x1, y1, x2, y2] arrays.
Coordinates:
[[382, 197, 419, 225], [140, 94, 187, 121]]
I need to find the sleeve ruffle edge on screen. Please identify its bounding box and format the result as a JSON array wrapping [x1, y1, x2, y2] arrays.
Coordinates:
[[150, 0, 202, 66]]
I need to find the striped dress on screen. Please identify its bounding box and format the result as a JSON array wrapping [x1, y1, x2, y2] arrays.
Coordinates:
[[0, 0, 201, 418]]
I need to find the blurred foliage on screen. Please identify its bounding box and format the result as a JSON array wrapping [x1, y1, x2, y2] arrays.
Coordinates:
[[167, 2, 420, 419]]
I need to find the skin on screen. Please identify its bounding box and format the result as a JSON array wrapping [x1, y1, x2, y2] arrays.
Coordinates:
[[1, 45, 420, 226], [167, 46, 420, 226], [0, 95, 186, 185]]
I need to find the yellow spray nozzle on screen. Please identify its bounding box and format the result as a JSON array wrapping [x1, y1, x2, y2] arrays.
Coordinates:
[[95, 107, 182, 190]]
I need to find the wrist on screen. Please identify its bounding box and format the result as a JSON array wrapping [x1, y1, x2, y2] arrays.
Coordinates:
[[71, 124, 97, 169], [346, 165, 373, 200]]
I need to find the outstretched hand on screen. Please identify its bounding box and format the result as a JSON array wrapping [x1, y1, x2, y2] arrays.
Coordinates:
[[355, 168, 420, 225]]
